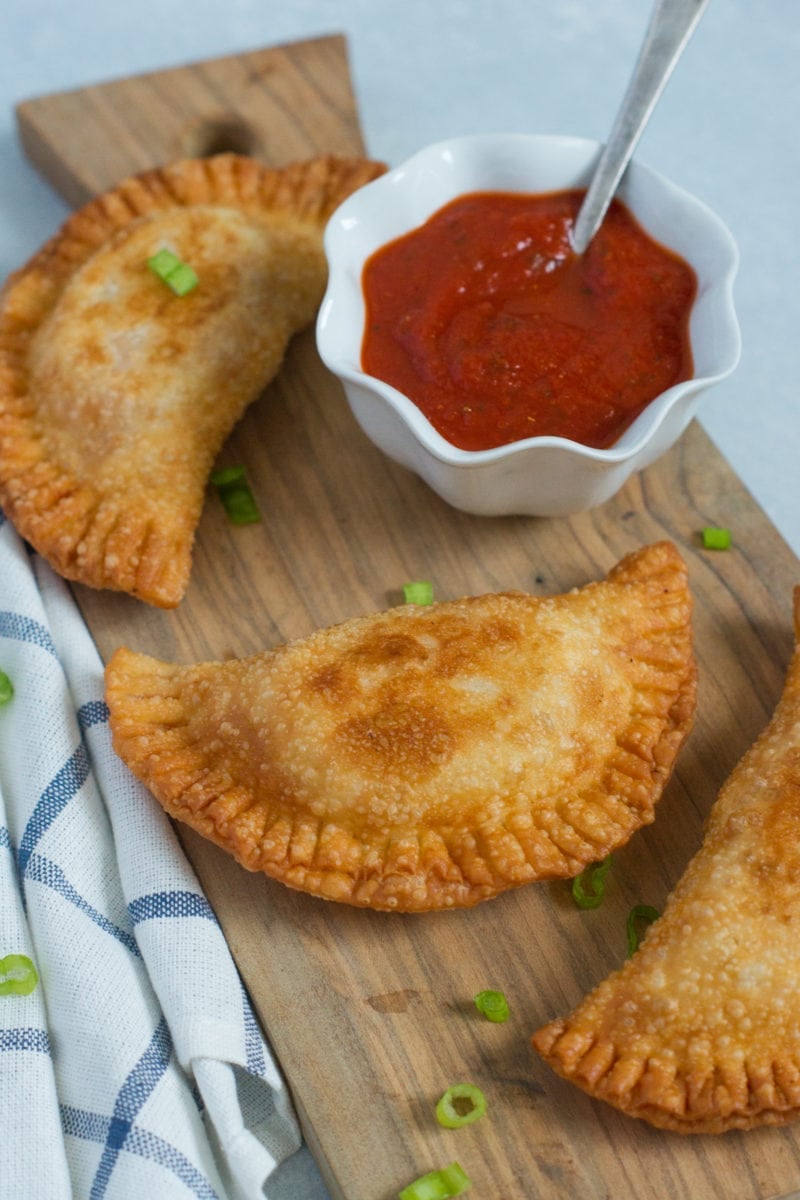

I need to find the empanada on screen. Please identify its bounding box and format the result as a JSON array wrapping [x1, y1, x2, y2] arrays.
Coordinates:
[[0, 153, 385, 607], [533, 588, 800, 1133], [104, 541, 695, 911]]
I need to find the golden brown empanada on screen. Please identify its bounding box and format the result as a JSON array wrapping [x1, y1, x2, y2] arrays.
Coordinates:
[[0, 153, 385, 607], [104, 541, 695, 911], [533, 588, 800, 1133]]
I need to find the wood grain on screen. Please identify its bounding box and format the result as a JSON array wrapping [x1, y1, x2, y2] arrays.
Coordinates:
[[14, 36, 800, 1200]]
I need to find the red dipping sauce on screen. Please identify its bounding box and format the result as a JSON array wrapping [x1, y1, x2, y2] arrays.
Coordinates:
[[361, 190, 697, 451]]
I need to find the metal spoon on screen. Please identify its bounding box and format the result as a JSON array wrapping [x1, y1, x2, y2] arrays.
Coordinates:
[[571, 0, 711, 255]]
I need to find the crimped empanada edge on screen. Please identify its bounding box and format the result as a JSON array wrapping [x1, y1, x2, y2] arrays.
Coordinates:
[[1, 153, 387, 300], [532, 587, 800, 1134], [532, 1017, 800, 1135], [0, 153, 387, 607], [104, 543, 697, 912]]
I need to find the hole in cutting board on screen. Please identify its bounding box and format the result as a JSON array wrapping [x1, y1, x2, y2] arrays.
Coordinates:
[[178, 114, 260, 159]]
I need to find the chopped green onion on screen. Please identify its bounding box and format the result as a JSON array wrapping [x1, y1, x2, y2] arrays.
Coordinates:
[[0, 669, 13, 705], [435, 1083, 487, 1129], [626, 904, 660, 956], [571, 855, 613, 909], [702, 526, 731, 551], [0, 954, 38, 996], [164, 262, 199, 295], [210, 465, 246, 488], [147, 248, 198, 295], [148, 248, 181, 276], [210, 465, 261, 525], [473, 989, 509, 1023], [403, 580, 434, 605], [398, 1161, 471, 1200]]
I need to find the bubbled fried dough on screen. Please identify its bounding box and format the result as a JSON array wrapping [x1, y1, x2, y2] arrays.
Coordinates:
[[0, 153, 385, 607], [104, 541, 696, 912], [533, 588, 800, 1133]]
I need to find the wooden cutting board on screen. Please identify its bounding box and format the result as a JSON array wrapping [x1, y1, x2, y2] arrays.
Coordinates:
[[15, 36, 800, 1200]]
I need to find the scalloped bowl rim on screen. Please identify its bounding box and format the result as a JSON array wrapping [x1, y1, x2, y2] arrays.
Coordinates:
[[317, 132, 741, 471]]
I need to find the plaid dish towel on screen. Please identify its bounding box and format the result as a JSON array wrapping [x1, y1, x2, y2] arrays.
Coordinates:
[[0, 512, 329, 1200]]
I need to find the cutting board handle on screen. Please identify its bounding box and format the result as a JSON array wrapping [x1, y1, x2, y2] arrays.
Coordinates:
[[15, 35, 365, 208]]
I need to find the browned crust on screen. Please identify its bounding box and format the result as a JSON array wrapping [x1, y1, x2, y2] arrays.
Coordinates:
[[533, 587, 800, 1132], [0, 153, 386, 607], [104, 541, 696, 911], [0, 154, 385, 309]]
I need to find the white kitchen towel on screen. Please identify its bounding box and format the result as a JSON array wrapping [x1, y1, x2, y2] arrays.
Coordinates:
[[0, 511, 327, 1200]]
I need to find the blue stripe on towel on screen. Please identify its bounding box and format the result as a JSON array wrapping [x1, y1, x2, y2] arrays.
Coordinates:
[[128, 890, 218, 925], [24, 852, 140, 957], [61, 1106, 109, 1143], [17, 745, 91, 878], [61, 1101, 221, 1200], [121, 1125, 221, 1198], [89, 1018, 177, 1198], [78, 700, 110, 730], [0, 610, 58, 658], [241, 985, 267, 1077], [0, 1028, 51, 1054]]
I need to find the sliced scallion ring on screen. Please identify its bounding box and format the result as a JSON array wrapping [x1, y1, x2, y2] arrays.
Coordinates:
[[163, 262, 199, 296], [0, 954, 39, 996], [398, 1161, 471, 1199], [626, 904, 660, 956], [210, 465, 247, 488], [403, 580, 434, 605], [147, 248, 198, 295], [473, 989, 509, 1023], [702, 526, 732, 550], [210, 466, 261, 525], [435, 1083, 487, 1129], [147, 248, 181, 277], [571, 854, 613, 909], [0, 669, 13, 706]]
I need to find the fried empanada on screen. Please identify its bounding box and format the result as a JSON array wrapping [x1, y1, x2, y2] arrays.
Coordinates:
[[104, 541, 695, 911], [533, 588, 800, 1133], [0, 153, 385, 607]]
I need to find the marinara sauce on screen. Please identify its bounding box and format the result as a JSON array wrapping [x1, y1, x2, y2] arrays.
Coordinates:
[[361, 190, 697, 451]]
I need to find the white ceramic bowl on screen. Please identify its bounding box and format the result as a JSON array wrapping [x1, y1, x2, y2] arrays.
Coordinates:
[[316, 133, 741, 516]]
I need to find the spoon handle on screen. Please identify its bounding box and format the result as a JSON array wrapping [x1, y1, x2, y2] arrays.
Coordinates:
[[571, 0, 711, 254]]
